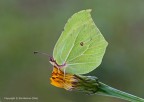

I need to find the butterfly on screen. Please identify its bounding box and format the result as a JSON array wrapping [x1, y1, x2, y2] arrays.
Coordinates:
[[48, 9, 108, 90]]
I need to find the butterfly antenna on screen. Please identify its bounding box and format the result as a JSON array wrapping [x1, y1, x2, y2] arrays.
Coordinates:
[[34, 51, 50, 57]]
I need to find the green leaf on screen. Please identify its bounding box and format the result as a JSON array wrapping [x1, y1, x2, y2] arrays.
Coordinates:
[[53, 9, 108, 74]]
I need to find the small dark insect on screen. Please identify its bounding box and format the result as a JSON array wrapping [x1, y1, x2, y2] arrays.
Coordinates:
[[80, 42, 84, 46]]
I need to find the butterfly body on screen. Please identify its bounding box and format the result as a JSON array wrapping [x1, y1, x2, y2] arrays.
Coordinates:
[[49, 57, 66, 69]]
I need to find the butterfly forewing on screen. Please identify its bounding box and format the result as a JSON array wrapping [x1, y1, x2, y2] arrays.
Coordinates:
[[53, 9, 108, 74]]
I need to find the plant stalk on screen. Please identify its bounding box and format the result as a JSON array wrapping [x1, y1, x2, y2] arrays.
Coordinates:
[[68, 75, 144, 102], [97, 82, 144, 102]]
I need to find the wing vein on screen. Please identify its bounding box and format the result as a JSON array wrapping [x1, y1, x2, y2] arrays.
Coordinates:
[[67, 44, 90, 62], [64, 22, 89, 62], [63, 27, 82, 62], [68, 62, 96, 65]]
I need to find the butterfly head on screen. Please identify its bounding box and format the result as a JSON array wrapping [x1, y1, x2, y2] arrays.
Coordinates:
[[49, 56, 67, 69], [49, 56, 56, 66]]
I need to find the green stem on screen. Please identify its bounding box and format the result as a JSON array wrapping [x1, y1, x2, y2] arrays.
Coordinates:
[[97, 82, 144, 102], [74, 75, 144, 101]]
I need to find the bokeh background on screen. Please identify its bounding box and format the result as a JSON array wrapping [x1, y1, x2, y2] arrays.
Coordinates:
[[0, 0, 144, 102]]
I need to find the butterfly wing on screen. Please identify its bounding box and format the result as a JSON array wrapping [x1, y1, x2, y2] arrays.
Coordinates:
[[53, 9, 108, 74]]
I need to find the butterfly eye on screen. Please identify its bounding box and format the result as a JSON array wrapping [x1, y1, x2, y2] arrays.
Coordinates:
[[50, 57, 55, 62]]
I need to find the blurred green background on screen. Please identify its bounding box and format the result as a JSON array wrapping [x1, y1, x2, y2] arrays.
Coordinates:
[[0, 0, 144, 102]]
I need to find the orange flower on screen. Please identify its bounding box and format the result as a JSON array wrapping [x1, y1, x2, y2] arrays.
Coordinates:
[[50, 67, 78, 90], [50, 67, 100, 94]]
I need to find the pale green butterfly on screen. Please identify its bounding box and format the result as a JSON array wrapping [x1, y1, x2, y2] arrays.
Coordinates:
[[50, 9, 108, 74]]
